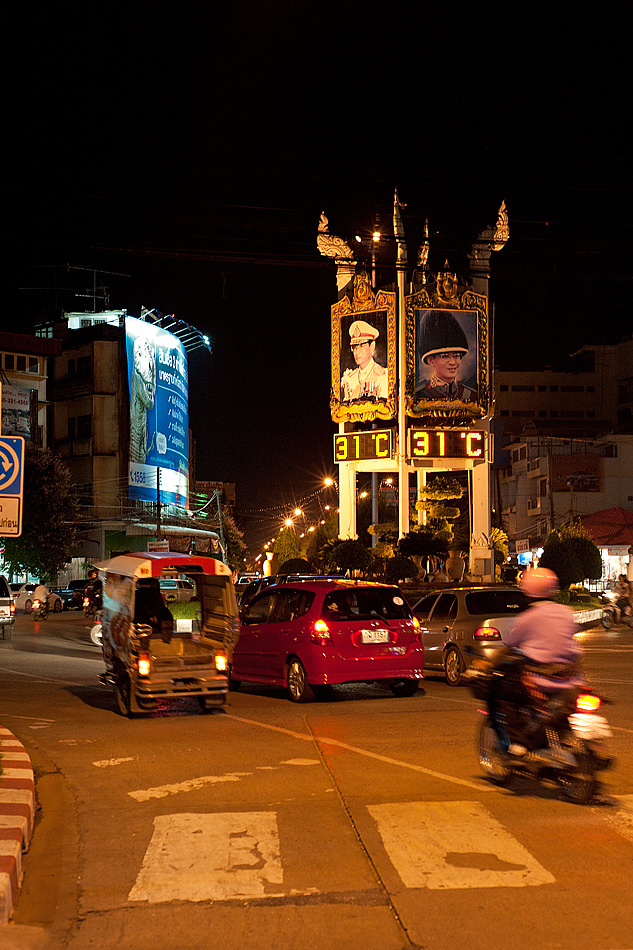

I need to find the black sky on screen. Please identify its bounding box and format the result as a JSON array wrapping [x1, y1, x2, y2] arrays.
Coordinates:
[[3, 5, 632, 551]]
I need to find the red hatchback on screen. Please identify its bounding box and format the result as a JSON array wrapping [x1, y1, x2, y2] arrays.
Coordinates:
[[231, 579, 424, 702]]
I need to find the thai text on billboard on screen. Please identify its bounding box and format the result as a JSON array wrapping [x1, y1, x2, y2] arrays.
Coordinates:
[[125, 316, 189, 506]]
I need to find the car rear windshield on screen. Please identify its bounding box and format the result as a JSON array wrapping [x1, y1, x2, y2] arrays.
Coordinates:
[[464, 590, 530, 616], [0, 575, 10, 597], [322, 587, 412, 621]]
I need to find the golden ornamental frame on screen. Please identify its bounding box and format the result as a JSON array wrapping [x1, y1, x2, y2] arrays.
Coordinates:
[[331, 284, 397, 424], [405, 287, 489, 423]]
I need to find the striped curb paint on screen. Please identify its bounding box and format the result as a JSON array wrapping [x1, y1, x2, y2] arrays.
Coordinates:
[[0, 726, 34, 924]]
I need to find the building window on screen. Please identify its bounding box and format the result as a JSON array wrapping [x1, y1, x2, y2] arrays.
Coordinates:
[[561, 411, 584, 418], [511, 410, 535, 417], [500, 410, 509, 417], [500, 385, 508, 392], [519, 446, 527, 460], [538, 385, 546, 392], [550, 411, 559, 417], [77, 415, 92, 439], [561, 386, 584, 392], [4, 354, 14, 370], [16, 355, 26, 372], [538, 410, 547, 417], [587, 410, 595, 418], [28, 356, 39, 374], [512, 449, 519, 462], [550, 385, 558, 392], [587, 386, 595, 393], [78, 356, 91, 376], [511, 385, 535, 392]]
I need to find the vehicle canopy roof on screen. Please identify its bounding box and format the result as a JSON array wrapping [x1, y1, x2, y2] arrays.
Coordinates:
[[95, 551, 231, 582]]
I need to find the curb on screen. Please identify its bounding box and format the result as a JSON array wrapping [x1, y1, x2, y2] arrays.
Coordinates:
[[0, 726, 35, 924]]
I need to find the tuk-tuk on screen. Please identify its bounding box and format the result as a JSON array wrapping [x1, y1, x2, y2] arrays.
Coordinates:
[[95, 552, 239, 717]]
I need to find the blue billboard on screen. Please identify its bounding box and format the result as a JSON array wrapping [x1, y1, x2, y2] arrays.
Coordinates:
[[125, 316, 189, 506]]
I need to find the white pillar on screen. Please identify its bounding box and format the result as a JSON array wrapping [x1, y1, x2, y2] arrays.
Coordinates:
[[338, 462, 357, 539], [469, 453, 493, 582]]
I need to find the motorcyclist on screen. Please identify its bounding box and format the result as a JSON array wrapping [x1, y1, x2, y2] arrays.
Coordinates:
[[32, 583, 51, 611], [498, 567, 584, 757]]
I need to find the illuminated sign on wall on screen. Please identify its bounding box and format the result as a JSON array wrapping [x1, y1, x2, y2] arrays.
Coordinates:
[[408, 429, 486, 459], [125, 316, 189, 506], [334, 430, 394, 463]]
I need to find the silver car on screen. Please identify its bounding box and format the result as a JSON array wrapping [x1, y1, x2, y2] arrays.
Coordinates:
[[412, 586, 530, 685]]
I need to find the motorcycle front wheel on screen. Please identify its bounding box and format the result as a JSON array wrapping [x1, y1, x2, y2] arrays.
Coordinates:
[[601, 609, 613, 629], [478, 717, 513, 786]]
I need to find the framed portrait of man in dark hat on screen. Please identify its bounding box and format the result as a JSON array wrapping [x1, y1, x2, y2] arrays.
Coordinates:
[[415, 308, 478, 403]]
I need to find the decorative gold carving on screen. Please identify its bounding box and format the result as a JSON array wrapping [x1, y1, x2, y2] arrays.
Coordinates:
[[436, 267, 459, 302], [352, 271, 377, 311]]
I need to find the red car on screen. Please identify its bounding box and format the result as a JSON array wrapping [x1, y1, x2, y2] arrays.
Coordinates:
[[231, 578, 424, 702]]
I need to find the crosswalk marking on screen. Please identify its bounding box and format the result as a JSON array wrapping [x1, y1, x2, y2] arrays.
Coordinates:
[[368, 801, 555, 890], [128, 812, 284, 903]]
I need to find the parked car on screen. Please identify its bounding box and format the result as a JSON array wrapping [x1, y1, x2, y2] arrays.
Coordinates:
[[232, 578, 424, 702], [412, 585, 531, 686], [159, 578, 196, 603], [67, 579, 91, 609], [50, 586, 75, 609], [238, 575, 277, 608], [10, 583, 64, 613], [0, 574, 15, 638]]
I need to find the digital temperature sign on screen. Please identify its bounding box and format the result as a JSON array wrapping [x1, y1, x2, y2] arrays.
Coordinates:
[[408, 429, 486, 459], [334, 430, 394, 462]]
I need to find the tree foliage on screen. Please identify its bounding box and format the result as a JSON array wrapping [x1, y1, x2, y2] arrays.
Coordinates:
[[490, 527, 509, 568], [384, 555, 418, 584], [278, 557, 315, 575], [274, 525, 300, 566], [3, 444, 77, 580], [324, 539, 372, 575], [538, 520, 602, 590], [218, 507, 248, 573], [415, 476, 465, 544]]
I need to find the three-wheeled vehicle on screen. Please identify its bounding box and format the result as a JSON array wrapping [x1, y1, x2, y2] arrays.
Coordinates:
[[95, 552, 239, 717]]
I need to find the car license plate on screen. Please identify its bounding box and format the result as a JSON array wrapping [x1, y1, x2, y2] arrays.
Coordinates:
[[361, 629, 389, 644]]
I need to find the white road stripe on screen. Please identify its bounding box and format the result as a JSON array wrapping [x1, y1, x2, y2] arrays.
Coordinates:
[[128, 772, 251, 801], [128, 812, 284, 903], [225, 713, 492, 791], [368, 801, 555, 890], [93, 757, 135, 768]]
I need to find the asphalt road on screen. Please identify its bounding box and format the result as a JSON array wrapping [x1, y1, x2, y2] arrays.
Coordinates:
[[1, 611, 632, 950]]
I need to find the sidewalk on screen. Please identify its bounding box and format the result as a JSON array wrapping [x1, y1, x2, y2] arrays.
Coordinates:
[[0, 726, 35, 924]]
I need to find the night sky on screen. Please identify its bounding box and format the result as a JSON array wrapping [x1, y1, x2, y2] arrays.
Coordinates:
[[3, 6, 631, 551]]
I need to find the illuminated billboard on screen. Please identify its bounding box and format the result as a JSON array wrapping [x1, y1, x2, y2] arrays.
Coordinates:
[[125, 316, 189, 506]]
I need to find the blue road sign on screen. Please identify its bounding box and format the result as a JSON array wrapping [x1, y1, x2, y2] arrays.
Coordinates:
[[0, 437, 24, 496]]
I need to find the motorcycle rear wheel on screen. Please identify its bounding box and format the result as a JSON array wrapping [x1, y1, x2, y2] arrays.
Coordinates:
[[478, 717, 513, 786], [556, 737, 597, 804]]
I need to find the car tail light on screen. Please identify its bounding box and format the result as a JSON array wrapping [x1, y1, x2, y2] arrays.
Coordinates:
[[411, 616, 422, 642], [214, 653, 228, 672], [474, 626, 502, 640], [576, 693, 601, 712], [10, 601, 15, 616], [310, 619, 332, 645], [137, 654, 151, 677]]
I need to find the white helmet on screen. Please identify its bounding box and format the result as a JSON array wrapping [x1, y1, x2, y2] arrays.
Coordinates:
[[519, 567, 559, 599]]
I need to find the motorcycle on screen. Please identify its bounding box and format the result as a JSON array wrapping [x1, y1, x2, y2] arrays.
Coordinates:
[[90, 609, 103, 646], [599, 589, 633, 629], [32, 597, 49, 621], [468, 646, 614, 804]]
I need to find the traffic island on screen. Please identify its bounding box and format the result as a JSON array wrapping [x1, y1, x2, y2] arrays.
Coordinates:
[[0, 726, 34, 923]]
